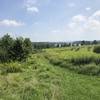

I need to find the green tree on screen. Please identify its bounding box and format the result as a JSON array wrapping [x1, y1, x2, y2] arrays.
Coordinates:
[[92, 40, 98, 45], [93, 46, 100, 53], [10, 37, 33, 61], [81, 40, 85, 45], [0, 34, 14, 50], [24, 38, 32, 54], [10, 37, 25, 61], [0, 34, 14, 62], [0, 34, 33, 62]]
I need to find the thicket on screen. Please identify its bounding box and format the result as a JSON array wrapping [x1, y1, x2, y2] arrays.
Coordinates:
[[0, 34, 32, 62], [93, 46, 100, 53]]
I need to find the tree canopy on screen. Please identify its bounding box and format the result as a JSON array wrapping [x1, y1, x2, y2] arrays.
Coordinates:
[[0, 34, 32, 62]]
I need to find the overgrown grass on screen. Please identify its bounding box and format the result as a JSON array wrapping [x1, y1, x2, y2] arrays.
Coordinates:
[[0, 62, 22, 75], [0, 53, 63, 100], [44, 46, 100, 75], [0, 46, 100, 100]]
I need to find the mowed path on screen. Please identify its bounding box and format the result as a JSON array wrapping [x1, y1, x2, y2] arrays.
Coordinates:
[[41, 52, 100, 100], [0, 52, 100, 100]]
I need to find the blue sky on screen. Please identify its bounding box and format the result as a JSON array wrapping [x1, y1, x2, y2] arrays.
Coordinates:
[[0, 0, 100, 42]]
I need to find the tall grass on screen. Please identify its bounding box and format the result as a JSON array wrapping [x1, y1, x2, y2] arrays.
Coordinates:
[[1, 47, 100, 99], [0, 62, 22, 75], [44, 46, 100, 75]]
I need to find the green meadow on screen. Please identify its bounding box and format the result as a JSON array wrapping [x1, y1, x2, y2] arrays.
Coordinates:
[[0, 46, 100, 100]]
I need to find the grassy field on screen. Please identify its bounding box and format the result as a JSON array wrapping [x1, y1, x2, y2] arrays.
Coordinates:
[[0, 46, 100, 100]]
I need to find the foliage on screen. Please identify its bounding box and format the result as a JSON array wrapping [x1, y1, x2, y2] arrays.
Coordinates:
[[0, 49, 100, 100], [1, 40, 100, 99], [0, 34, 32, 62], [70, 56, 93, 65], [0, 33, 14, 50], [0, 63, 22, 75], [0, 48, 9, 62], [44, 46, 100, 75], [93, 45, 100, 53]]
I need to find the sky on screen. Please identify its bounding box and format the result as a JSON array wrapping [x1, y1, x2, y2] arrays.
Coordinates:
[[0, 0, 100, 42]]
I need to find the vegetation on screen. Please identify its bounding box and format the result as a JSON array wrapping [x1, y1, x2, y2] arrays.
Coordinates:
[[44, 46, 100, 75], [0, 34, 32, 62], [0, 35, 100, 99], [93, 45, 100, 53]]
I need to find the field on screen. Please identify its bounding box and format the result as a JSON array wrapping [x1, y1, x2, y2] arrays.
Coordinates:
[[0, 46, 100, 100]]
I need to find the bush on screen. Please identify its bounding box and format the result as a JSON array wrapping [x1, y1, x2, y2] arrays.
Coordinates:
[[78, 64, 100, 75], [93, 46, 100, 53], [87, 46, 92, 51], [94, 57, 100, 65], [70, 56, 93, 65], [75, 47, 80, 51], [0, 34, 33, 62], [47, 58, 62, 66], [0, 49, 9, 62]]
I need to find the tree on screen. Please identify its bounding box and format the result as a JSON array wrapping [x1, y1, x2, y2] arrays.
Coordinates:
[[0, 34, 14, 50], [0, 48, 8, 62], [10, 37, 33, 61], [10, 37, 25, 61], [93, 46, 100, 53], [0, 34, 33, 62], [92, 40, 98, 45], [81, 40, 85, 45], [0, 34, 14, 62], [24, 38, 32, 54]]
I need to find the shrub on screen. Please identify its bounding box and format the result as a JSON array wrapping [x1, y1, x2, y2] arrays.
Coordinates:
[[10, 38, 25, 61], [0, 49, 9, 62], [75, 47, 80, 51], [94, 57, 100, 65], [0, 34, 33, 62], [44, 54, 62, 66], [87, 46, 92, 51], [0, 34, 14, 62], [78, 64, 100, 75], [49, 58, 62, 66], [70, 56, 93, 65], [93, 46, 100, 53]]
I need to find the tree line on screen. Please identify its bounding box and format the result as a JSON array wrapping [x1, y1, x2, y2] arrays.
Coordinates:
[[0, 34, 32, 62], [32, 40, 100, 49]]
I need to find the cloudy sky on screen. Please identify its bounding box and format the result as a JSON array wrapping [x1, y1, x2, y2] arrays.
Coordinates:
[[0, 0, 100, 42]]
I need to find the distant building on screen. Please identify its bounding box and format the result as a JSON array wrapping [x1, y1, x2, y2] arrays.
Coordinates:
[[78, 44, 81, 47], [54, 43, 58, 47], [59, 44, 62, 47]]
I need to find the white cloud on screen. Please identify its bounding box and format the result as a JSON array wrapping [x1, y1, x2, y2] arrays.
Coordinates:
[[25, 0, 37, 7], [24, 0, 50, 14], [86, 7, 91, 11], [93, 10, 100, 17], [0, 19, 24, 27], [66, 10, 100, 40], [69, 11, 100, 30], [24, 0, 39, 14], [27, 6, 39, 13], [68, 3, 76, 7], [72, 15, 87, 23], [86, 19, 100, 30], [91, 10, 100, 21]]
